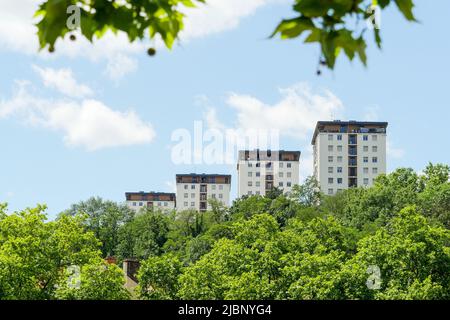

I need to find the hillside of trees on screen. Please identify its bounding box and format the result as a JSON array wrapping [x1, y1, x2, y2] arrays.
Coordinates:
[[1, 163, 449, 300]]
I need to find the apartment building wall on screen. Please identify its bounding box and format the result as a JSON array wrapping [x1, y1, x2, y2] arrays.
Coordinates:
[[237, 150, 300, 197], [125, 192, 176, 212], [176, 174, 231, 212], [312, 121, 387, 195]]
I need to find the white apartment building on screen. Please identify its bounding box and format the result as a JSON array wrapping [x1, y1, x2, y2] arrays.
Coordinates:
[[125, 192, 176, 212], [176, 174, 232, 212], [312, 120, 388, 195], [237, 150, 301, 197]]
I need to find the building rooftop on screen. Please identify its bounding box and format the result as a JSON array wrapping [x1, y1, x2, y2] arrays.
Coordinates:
[[176, 173, 231, 184], [125, 192, 176, 202], [311, 120, 388, 145], [238, 150, 301, 161]]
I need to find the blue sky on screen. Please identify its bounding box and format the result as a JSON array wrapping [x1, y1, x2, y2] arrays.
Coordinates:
[[1, 0, 449, 218]]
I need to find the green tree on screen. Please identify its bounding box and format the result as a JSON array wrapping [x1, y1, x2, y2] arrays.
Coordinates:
[[137, 253, 183, 300], [55, 258, 130, 300], [116, 208, 170, 260], [0, 204, 119, 300], [290, 176, 322, 207], [62, 197, 134, 257], [338, 206, 450, 300]]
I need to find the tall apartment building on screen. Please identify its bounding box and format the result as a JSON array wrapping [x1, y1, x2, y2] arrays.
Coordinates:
[[125, 192, 176, 212], [176, 174, 232, 212], [237, 150, 301, 197], [312, 120, 388, 195]]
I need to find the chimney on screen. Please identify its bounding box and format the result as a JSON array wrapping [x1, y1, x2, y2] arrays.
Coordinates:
[[123, 259, 140, 283], [105, 256, 117, 265]]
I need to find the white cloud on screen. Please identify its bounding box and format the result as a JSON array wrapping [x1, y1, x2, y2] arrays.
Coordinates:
[[32, 65, 93, 98], [363, 105, 380, 121], [206, 83, 344, 139], [0, 0, 286, 80], [181, 0, 286, 40], [387, 139, 405, 159], [0, 79, 155, 151], [105, 53, 138, 82], [201, 83, 344, 180]]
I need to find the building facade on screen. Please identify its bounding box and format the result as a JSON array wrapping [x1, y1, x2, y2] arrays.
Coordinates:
[[312, 120, 388, 195], [176, 174, 232, 212], [125, 192, 176, 212], [237, 150, 301, 197]]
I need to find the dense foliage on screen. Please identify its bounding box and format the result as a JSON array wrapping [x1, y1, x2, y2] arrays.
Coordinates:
[[34, 0, 416, 70], [1, 163, 448, 300]]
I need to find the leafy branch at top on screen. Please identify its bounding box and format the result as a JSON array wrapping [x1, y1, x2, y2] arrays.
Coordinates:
[[34, 0, 416, 70], [271, 0, 417, 71], [35, 0, 205, 53]]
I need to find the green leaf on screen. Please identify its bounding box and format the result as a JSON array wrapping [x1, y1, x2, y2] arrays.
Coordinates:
[[271, 17, 314, 39], [394, 0, 416, 21]]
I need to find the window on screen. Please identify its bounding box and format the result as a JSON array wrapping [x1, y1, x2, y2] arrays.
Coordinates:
[[279, 182, 283, 187], [337, 156, 343, 163], [337, 167, 343, 173], [219, 185, 223, 190], [337, 145, 343, 152], [287, 163, 292, 168], [328, 189, 334, 195], [287, 182, 292, 187], [279, 162, 284, 168], [219, 194, 223, 199], [363, 146, 369, 152], [191, 193, 195, 198], [328, 178, 334, 184], [363, 157, 369, 163], [256, 191, 260, 195], [328, 145, 333, 152], [337, 134, 342, 141], [212, 185, 216, 190], [287, 172, 292, 178], [328, 156, 334, 163], [256, 162, 261, 167], [279, 172, 284, 178], [139, 202, 143, 207], [184, 185, 188, 190], [184, 201, 188, 207], [373, 168, 378, 174], [328, 134, 333, 141], [372, 146, 378, 152], [248, 172, 252, 177], [132, 202, 136, 206], [164, 202, 168, 207], [211, 194, 216, 199], [363, 167, 369, 174], [337, 178, 343, 184], [372, 135, 378, 141], [255, 182, 260, 187], [184, 193, 188, 198], [328, 167, 333, 174], [248, 162, 253, 167], [248, 191, 253, 195], [248, 181, 252, 187], [364, 178, 369, 185], [191, 202, 195, 207], [191, 185, 195, 189], [372, 157, 378, 163], [256, 172, 260, 177], [363, 135, 368, 141]]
